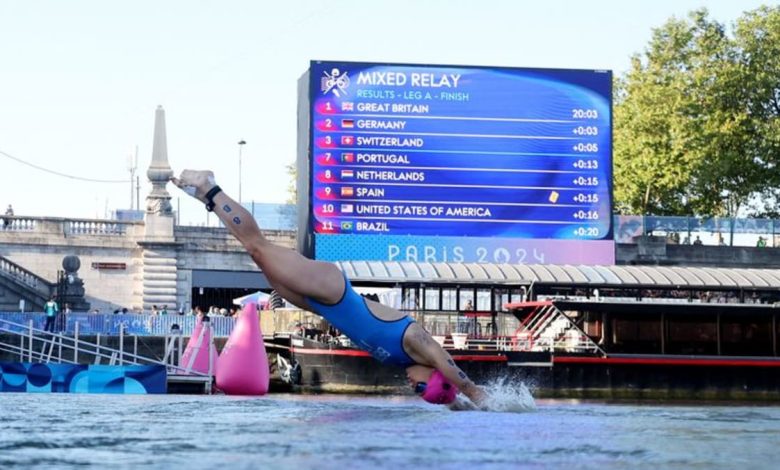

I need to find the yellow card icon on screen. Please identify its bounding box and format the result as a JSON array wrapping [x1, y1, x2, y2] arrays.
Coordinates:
[[549, 191, 560, 203]]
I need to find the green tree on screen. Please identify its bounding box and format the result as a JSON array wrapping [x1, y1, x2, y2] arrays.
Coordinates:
[[285, 161, 297, 204], [614, 6, 780, 217], [732, 6, 780, 216]]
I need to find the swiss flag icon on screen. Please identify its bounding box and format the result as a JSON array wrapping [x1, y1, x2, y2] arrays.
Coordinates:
[[341, 135, 354, 146]]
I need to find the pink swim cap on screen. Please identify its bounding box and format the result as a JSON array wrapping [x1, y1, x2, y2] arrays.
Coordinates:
[[421, 369, 458, 404]]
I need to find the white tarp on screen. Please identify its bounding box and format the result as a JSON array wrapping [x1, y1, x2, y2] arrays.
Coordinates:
[[233, 291, 271, 307]]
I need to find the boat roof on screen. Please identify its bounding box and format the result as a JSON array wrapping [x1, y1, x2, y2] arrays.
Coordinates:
[[335, 261, 780, 291]]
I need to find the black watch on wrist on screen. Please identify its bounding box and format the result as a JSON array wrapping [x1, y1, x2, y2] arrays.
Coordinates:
[[204, 185, 222, 212]]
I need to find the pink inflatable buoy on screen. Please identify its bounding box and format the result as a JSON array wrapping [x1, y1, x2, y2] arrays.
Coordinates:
[[216, 302, 270, 395], [179, 317, 218, 375]]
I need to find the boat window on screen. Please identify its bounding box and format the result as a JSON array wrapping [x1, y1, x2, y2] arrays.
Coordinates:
[[510, 288, 527, 303], [441, 288, 457, 311], [494, 289, 510, 312], [401, 286, 418, 311], [476, 288, 491, 311], [721, 315, 773, 356], [459, 289, 475, 311], [424, 287, 440, 311], [667, 317, 718, 355]]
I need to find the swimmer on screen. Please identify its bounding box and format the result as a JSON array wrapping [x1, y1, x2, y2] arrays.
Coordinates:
[[172, 170, 486, 407]]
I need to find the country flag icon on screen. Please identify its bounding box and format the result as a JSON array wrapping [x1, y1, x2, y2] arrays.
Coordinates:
[[341, 119, 355, 129], [341, 135, 354, 146], [341, 102, 354, 111], [341, 204, 354, 214], [549, 191, 560, 203], [341, 169, 354, 179], [341, 152, 354, 163], [341, 187, 354, 197], [340, 221, 353, 231]]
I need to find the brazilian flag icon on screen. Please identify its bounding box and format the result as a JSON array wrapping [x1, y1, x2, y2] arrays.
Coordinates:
[[340, 221, 353, 231]]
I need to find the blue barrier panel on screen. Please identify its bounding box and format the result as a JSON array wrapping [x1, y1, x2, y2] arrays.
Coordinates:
[[0, 362, 167, 394], [0, 313, 236, 337]]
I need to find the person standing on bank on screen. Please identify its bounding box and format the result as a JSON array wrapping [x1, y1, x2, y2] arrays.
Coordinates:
[[172, 170, 487, 407], [43, 297, 59, 333], [3, 204, 13, 229]]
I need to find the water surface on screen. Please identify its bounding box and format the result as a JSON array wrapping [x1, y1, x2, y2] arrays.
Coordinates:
[[0, 392, 778, 469]]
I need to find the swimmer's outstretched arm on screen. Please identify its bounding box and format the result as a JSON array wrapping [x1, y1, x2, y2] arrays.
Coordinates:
[[405, 323, 487, 406], [171, 170, 344, 307]]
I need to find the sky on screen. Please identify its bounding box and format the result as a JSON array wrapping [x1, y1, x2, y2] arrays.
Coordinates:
[[0, 0, 775, 225]]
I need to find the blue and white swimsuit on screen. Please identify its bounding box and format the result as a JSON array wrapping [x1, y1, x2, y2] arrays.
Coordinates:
[[306, 273, 415, 366]]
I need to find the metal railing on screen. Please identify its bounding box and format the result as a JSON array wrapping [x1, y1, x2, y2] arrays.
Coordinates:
[[0, 318, 215, 391], [0, 256, 53, 296], [0, 312, 236, 337], [0, 215, 140, 235], [615, 214, 779, 246], [510, 303, 605, 355]]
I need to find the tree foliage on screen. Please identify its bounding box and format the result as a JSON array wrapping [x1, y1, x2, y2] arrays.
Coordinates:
[[614, 6, 780, 217], [285, 161, 297, 204]]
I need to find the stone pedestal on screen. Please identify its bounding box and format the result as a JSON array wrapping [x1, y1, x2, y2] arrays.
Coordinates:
[[140, 243, 179, 311], [60, 255, 91, 312], [144, 213, 174, 241]]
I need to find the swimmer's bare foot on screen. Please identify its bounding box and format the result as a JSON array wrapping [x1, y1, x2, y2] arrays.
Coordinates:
[[170, 170, 217, 203]]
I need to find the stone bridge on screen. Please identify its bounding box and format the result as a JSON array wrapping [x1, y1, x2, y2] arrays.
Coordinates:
[[0, 215, 295, 312]]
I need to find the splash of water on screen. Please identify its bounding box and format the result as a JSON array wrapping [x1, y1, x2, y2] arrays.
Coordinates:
[[449, 377, 537, 412], [481, 376, 537, 412]]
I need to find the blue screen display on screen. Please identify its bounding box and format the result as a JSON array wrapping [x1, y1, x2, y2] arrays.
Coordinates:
[[306, 61, 614, 264]]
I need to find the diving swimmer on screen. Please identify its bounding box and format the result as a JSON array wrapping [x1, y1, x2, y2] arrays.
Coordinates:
[[172, 170, 487, 407]]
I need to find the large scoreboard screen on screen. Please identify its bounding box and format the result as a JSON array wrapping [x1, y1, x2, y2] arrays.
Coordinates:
[[297, 61, 614, 265]]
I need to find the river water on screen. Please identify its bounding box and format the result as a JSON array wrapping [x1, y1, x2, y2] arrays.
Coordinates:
[[1, 388, 778, 469]]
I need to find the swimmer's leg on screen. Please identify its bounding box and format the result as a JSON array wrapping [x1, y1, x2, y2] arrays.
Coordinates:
[[172, 170, 344, 306]]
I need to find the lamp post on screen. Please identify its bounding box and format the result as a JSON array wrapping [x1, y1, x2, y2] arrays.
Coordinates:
[[126, 146, 138, 210], [238, 140, 246, 204]]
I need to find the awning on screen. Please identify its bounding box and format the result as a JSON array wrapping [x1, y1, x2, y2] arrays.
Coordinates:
[[334, 261, 780, 291]]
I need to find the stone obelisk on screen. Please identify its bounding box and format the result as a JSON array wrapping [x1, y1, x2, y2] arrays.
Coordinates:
[[140, 106, 179, 311], [146, 106, 174, 223]]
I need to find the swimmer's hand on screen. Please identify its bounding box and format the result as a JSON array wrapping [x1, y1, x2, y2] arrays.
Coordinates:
[[170, 170, 217, 204], [447, 394, 480, 411], [461, 384, 488, 408], [448, 387, 490, 411]]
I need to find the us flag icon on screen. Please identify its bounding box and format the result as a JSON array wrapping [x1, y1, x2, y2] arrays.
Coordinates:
[[341, 135, 354, 146], [341, 119, 355, 129], [340, 187, 354, 197], [341, 204, 354, 214], [341, 169, 354, 179]]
